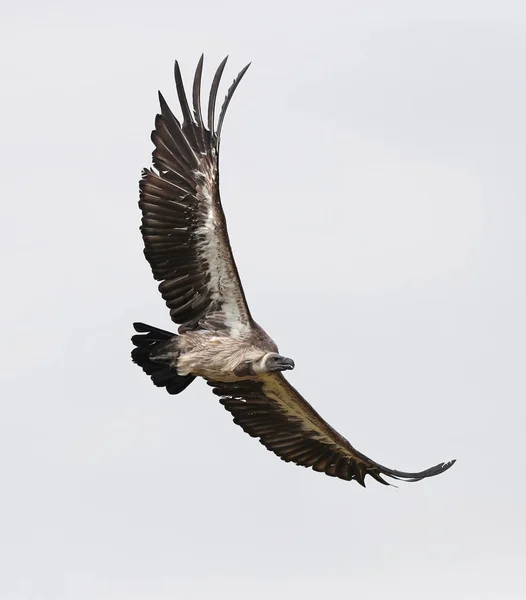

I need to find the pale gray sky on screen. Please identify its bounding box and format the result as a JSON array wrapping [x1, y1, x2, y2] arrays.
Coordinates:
[[2, 1, 525, 598]]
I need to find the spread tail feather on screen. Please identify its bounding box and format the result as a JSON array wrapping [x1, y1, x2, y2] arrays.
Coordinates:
[[131, 322, 195, 395]]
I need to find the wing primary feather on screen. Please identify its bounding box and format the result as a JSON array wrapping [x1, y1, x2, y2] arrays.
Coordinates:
[[376, 460, 457, 482], [367, 470, 391, 486], [157, 92, 198, 167], [152, 126, 195, 180], [354, 466, 367, 487], [192, 54, 207, 152], [216, 62, 251, 148], [207, 56, 229, 140], [173, 60, 201, 152]]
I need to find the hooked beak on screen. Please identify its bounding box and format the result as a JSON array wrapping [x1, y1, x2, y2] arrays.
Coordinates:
[[277, 356, 295, 371]]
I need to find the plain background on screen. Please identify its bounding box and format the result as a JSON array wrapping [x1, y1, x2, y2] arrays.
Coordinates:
[[2, 1, 525, 598]]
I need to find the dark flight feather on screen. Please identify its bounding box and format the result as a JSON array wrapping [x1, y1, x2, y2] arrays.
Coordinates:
[[207, 56, 228, 141], [217, 62, 251, 147]]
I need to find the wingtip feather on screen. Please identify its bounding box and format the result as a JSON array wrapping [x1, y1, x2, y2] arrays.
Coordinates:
[[382, 458, 456, 482], [207, 56, 229, 135], [216, 61, 251, 145]]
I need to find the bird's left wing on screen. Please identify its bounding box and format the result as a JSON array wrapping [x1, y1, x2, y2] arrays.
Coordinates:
[[209, 374, 455, 486]]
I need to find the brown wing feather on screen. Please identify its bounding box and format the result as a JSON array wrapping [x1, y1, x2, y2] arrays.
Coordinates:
[[210, 374, 456, 487], [139, 56, 252, 334]]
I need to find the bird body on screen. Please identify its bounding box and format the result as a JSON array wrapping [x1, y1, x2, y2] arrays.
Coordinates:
[[131, 56, 456, 487], [159, 328, 282, 381]]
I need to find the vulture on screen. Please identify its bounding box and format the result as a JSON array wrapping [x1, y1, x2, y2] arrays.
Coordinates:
[[131, 56, 456, 487]]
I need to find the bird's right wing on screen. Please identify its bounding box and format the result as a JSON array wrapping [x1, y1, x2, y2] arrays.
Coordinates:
[[210, 374, 455, 486], [139, 56, 253, 336]]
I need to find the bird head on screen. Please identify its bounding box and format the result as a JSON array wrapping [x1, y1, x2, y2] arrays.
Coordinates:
[[257, 352, 295, 374]]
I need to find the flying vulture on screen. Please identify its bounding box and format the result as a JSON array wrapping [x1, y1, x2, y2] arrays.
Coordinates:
[[131, 56, 456, 487]]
